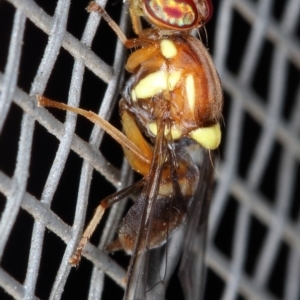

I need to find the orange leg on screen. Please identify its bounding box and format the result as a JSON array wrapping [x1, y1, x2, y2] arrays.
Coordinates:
[[121, 110, 153, 176], [69, 179, 145, 265], [37, 95, 154, 264], [37, 96, 150, 166], [87, 1, 156, 49]]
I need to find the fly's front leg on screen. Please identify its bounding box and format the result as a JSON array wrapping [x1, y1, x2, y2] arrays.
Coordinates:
[[87, 1, 155, 49], [87, 1, 128, 45]]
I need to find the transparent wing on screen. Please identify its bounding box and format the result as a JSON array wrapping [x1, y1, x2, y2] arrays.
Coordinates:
[[124, 126, 193, 300], [124, 121, 168, 300], [126, 243, 168, 300], [178, 150, 214, 300]]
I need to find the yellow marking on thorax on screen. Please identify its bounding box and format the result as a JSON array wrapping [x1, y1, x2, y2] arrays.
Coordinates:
[[134, 71, 168, 99], [185, 74, 195, 110], [160, 40, 177, 59], [189, 123, 221, 150], [149, 122, 182, 140], [133, 69, 183, 101], [131, 89, 137, 102], [168, 71, 182, 91]]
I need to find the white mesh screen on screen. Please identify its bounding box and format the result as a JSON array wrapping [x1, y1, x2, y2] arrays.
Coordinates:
[[0, 0, 299, 299]]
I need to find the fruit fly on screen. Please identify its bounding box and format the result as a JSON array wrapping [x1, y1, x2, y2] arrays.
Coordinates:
[[38, 0, 222, 299]]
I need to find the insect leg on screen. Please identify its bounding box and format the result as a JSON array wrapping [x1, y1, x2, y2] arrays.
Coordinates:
[[69, 179, 145, 266], [128, 0, 143, 35], [37, 95, 150, 166], [87, 1, 127, 45], [120, 108, 153, 175], [87, 1, 156, 49]]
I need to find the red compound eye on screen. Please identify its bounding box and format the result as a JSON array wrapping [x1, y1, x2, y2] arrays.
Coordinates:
[[201, 0, 213, 24], [142, 0, 213, 30]]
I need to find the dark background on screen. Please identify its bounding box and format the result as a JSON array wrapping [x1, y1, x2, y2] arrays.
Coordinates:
[[0, 0, 299, 299]]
